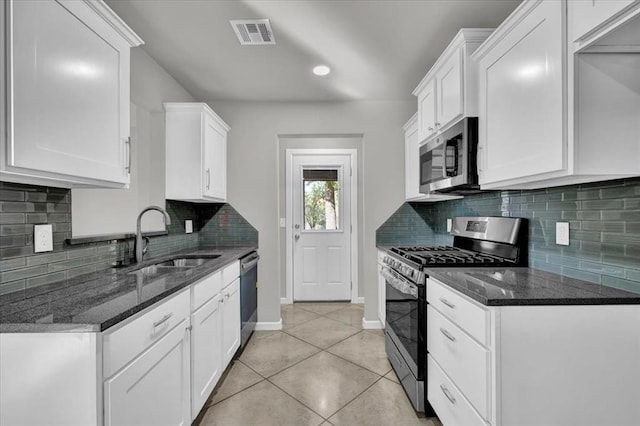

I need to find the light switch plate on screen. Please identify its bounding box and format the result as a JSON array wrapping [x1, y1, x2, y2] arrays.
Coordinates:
[[556, 222, 569, 246], [279, 218, 286, 228], [447, 218, 452, 233], [34, 224, 53, 252], [185, 220, 193, 234]]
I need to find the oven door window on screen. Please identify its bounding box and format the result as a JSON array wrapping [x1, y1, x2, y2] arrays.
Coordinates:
[[384, 271, 420, 369]]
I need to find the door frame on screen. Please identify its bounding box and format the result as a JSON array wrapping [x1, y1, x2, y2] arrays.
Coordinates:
[[285, 148, 358, 304]]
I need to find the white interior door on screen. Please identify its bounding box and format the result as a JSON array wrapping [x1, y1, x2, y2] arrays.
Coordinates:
[[291, 154, 352, 301]]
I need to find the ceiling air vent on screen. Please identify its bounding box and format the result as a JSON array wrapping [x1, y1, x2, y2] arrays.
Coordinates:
[[230, 19, 275, 45]]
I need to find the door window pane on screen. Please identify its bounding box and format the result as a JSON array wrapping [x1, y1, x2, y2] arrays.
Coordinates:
[[303, 169, 340, 230]]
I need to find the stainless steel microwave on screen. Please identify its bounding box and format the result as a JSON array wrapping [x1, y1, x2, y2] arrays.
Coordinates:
[[418, 117, 480, 194]]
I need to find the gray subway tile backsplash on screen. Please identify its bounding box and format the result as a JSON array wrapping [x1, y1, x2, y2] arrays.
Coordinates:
[[377, 176, 640, 294], [0, 182, 258, 295]]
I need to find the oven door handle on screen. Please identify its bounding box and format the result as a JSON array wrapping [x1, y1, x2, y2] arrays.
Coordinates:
[[381, 266, 418, 298]]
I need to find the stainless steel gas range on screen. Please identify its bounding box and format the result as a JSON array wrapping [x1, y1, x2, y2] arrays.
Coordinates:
[[382, 216, 527, 414]]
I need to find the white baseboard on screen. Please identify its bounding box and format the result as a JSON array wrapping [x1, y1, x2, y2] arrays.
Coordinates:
[[362, 318, 384, 329], [280, 297, 292, 305], [255, 319, 283, 331], [352, 297, 364, 304]]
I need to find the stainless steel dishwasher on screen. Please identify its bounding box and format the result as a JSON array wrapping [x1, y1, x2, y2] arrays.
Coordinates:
[[239, 251, 259, 348]]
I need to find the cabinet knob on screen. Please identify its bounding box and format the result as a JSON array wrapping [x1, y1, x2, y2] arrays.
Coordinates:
[[428, 127, 434, 132], [435, 122, 441, 127], [186, 325, 192, 332]]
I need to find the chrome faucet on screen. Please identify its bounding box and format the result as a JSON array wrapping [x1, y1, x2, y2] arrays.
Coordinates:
[[135, 206, 171, 264]]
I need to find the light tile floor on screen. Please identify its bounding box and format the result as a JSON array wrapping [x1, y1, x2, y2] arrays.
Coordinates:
[[197, 302, 442, 426]]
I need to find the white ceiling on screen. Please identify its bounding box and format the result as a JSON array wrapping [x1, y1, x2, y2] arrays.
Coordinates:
[[106, 0, 521, 102]]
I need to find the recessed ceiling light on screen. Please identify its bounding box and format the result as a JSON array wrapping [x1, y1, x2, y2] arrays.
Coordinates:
[[313, 65, 331, 76]]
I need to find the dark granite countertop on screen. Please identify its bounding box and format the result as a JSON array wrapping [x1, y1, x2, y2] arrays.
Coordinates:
[[425, 267, 640, 306], [0, 246, 257, 333]]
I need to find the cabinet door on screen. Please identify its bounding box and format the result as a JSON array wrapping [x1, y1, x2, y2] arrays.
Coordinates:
[[436, 49, 463, 131], [203, 114, 227, 201], [104, 319, 191, 426], [571, 0, 635, 41], [478, 0, 565, 186], [221, 278, 241, 367], [417, 80, 437, 142], [8, 0, 130, 185], [191, 294, 222, 420], [404, 118, 421, 200]]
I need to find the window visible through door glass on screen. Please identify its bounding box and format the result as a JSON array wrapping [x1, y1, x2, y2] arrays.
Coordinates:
[[303, 169, 340, 231]]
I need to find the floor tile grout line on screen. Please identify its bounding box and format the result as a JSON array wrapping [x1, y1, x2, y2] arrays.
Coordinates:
[[203, 377, 267, 409], [266, 374, 330, 421], [264, 346, 383, 422], [281, 313, 322, 331], [324, 375, 388, 423], [236, 358, 268, 378], [325, 346, 392, 378], [282, 325, 361, 352]]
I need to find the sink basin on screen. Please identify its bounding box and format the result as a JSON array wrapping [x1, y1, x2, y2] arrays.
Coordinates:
[[130, 265, 190, 278], [154, 256, 219, 268]]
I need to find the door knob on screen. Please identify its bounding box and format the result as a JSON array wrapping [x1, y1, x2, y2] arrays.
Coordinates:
[[295, 234, 300, 241], [294, 224, 300, 229]]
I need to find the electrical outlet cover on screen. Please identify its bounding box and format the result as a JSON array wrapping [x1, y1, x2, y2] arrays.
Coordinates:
[[34, 224, 53, 252], [185, 220, 193, 234], [447, 218, 452, 233], [556, 222, 569, 246]]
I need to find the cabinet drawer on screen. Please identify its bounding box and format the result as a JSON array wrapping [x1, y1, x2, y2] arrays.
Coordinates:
[[103, 289, 190, 378], [427, 305, 490, 420], [427, 278, 489, 345], [428, 355, 486, 426], [192, 271, 222, 311], [222, 261, 239, 286]]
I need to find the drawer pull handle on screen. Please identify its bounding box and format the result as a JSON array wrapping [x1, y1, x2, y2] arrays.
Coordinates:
[[440, 298, 455, 309], [440, 327, 456, 342], [153, 313, 173, 328], [440, 384, 456, 405]]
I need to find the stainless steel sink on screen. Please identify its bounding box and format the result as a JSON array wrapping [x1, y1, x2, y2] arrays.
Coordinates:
[[130, 264, 191, 278], [154, 256, 219, 267], [129, 255, 221, 279]]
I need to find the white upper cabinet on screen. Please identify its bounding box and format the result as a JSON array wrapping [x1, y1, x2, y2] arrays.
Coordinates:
[[0, 0, 142, 188], [570, 0, 640, 51], [413, 29, 493, 144], [164, 103, 230, 203], [473, 0, 640, 190], [403, 114, 462, 203]]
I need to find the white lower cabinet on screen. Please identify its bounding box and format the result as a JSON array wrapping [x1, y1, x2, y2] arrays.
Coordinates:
[[190, 261, 240, 419], [427, 277, 640, 426], [191, 293, 223, 420], [104, 317, 191, 426], [427, 306, 489, 420], [427, 355, 486, 426], [221, 278, 241, 367], [0, 261, 243, 426]]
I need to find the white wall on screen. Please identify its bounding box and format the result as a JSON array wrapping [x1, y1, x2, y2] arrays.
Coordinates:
[[207, 100, 414, 323], [71, 48, 195, 236]]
